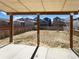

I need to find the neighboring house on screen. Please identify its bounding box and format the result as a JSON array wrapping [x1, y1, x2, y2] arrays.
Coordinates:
[[43, 17, 51, 26], [34, 17, 51, 26], [52, 17, 66, 30], [40, 19, 49, 26], [74, 17, 79, 30], [0, 19, 8, 26], [0, 19, 9, 30], [17, 18, 35, 28], [14, 20, 22, 27]]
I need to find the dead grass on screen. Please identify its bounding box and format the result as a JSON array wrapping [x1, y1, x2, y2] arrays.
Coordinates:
[[0, 30, 79, 54]]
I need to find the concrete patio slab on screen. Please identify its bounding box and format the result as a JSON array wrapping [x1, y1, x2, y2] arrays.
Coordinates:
[[0, 44, 78, 59]]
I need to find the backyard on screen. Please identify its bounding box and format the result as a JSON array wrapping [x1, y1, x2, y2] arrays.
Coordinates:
[[0, 30, 79, 53]]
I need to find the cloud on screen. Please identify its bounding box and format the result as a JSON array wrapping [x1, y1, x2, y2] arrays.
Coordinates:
[[14, 15, 36, 20], [14, 16, 23, 21], [0, 11, 7, 15], [25, 15, 36, 19], [73, 14, 79, 19]]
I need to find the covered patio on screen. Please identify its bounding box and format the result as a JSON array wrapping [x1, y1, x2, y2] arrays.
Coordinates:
[[0, 0, 79, 59]]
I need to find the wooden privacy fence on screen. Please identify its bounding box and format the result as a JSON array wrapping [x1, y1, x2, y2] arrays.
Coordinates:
[[0, 26, 33, 39]]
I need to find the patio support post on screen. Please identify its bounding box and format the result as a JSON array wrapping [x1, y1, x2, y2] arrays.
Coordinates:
[[9, 14, 13, 43], [70, 13, 74, 49], [37, 14, 40, 46]]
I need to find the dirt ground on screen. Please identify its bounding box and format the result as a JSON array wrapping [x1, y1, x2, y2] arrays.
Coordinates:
[[0, 30, 79, 53]]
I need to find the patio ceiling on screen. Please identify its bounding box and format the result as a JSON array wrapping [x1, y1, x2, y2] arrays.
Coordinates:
[[0, 0, 79, 13]]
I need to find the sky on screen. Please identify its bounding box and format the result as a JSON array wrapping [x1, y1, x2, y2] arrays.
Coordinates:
[[0, 11, 79, 21], [0, 11, 9, 19]]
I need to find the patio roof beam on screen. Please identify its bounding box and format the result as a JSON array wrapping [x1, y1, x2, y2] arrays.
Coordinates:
[[7, 11, 78, 15]]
